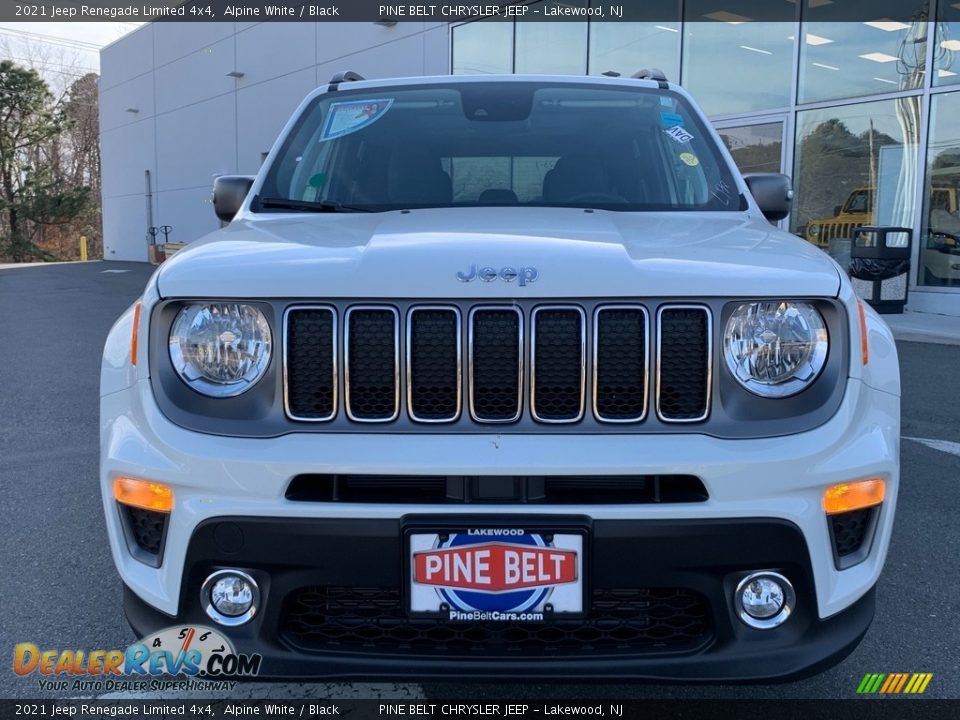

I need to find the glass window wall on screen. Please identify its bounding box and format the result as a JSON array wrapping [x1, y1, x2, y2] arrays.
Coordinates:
[[588, 20, 680, 79], [921, 92, 960, 287], [515, 2, 588, 75], [792, 98, 921, 271], [681, 15, 793, 115], [717, 121, 784, 174], [799, 3, 928, 103], [452, 20, 513, 75]]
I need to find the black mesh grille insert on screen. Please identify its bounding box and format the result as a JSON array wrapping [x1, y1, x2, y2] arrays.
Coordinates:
[[470, 308, 521, 421], [286, 308, 336, 420], [408, 308, 460, 421], [347, 308, 398, 421], [281, 586, 710, 655], [595, 307, 647, 421], [657, 307, 710, 421], [830, 508, 872, 557], [532, 308, 584, 421], [123, 506, 166, 555]]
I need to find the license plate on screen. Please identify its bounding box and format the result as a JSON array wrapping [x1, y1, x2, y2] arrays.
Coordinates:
[[408, 528, 584, 621]]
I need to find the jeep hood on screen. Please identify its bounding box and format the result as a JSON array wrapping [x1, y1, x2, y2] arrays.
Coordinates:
[[156, 208, 841, 299]]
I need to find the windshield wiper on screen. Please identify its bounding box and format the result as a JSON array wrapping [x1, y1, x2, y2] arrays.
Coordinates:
[[257, 197, 374, 213]]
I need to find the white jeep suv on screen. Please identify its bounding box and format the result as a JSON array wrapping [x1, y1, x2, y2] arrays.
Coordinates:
[[100, 71, 900, 681]]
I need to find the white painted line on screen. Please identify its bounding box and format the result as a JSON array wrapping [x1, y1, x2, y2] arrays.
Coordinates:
[[101, 269, 131, 274], [95, 682, 426, 701], [904, 436, 960, 458]]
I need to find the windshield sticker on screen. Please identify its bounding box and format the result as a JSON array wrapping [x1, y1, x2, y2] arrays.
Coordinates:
[[660, 95, 673, 107], [320, 99, 393, 141], [660, 112, 684, 128], [712, 179, 735, 206], [664, 125, 694, 143], [679, 152, 699, 167]]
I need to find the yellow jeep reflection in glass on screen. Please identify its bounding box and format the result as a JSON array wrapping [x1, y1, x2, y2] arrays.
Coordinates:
[[804, 188, 876, 248]]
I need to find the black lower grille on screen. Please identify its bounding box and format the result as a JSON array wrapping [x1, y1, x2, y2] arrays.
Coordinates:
[[281, 586, 710, 655], [532, 308, 585, 421], [286, 308, 336, 420], [657, 307, 710, 421], [595, 307, 647, 421], [470, 308, 521, 422], [408, 308, 460, 421], [123, 506, 166, 555], [285, 474, 708, 504], [346, 308, 398, 421], [830, 508, 873, 557]]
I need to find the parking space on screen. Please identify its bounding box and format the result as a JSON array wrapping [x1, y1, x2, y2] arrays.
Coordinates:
[[1, 262, 957, 699]]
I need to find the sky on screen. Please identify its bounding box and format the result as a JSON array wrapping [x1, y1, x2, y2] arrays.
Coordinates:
[[0, 22, 142, 84]]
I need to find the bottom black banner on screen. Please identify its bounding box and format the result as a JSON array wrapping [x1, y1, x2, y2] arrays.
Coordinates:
[[2, 700, 957, 720]]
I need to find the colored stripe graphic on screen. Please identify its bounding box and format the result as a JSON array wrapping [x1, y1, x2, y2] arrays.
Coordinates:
[[857, 673, 932, 694]]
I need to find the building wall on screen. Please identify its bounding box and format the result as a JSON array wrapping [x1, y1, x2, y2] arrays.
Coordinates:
[[98, 21, 449, 262]]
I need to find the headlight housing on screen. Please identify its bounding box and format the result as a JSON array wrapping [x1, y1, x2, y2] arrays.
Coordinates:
[[169, 303, 272, 397], [723, 301, 828, 398], [807, 223, 821, 237]]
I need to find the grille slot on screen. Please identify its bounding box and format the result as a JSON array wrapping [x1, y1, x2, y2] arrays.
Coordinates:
[[345, 307, 399, 422], [469, 307, 523, 423], [594, 306, 648, 422], [281, 586, 711, 655], [406, 307, 461, 422], [656, 306, 711, 422], [285, 474, 708, 504], [284, 306, 337, 421], [531, 306, 586, 423]]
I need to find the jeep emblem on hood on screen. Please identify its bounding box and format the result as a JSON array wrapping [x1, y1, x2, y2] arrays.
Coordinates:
[[456, 264, 539, 287]]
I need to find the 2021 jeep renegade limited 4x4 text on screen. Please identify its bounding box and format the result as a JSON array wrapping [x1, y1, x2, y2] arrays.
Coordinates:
[[100, 71, 900, 681]]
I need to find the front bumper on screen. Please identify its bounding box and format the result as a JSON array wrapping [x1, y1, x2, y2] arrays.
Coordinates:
[[123, 515, 876, 681], [102, 375, 898, 679]]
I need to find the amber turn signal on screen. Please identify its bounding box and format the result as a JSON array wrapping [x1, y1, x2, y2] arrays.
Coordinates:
[[857, 300, 869, 366], [130, 301, 142, 367], [113, 477, 174, 513], [823, 478, 885, 515]]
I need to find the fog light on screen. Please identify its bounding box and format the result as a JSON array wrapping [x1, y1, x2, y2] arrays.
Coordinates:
[[201, 570, 260, 626], [734, 571, 795, 629]]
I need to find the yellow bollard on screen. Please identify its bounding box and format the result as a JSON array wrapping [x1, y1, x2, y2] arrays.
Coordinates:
[[80, 235, 88, 262]]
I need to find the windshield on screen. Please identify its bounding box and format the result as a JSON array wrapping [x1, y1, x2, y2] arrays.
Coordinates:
[[257, 81, 743, 213]]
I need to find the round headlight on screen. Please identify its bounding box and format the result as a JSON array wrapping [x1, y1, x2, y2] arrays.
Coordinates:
[[807, 223, 821, 237], [169, 303, 272, 397], [723, 301, 828, 398]]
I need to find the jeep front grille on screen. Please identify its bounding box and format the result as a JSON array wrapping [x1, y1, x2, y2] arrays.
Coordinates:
[[284, 302, 712, 426]]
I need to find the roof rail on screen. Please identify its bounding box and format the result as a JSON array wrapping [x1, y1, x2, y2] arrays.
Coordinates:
[[328, 71, 365, 91], [632, 68, 669, 89]]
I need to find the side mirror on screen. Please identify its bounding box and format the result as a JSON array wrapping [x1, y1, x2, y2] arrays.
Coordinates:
[[213, 175, 255, 223], [834, 205, 842, 217], [743, 173, 793, 222]]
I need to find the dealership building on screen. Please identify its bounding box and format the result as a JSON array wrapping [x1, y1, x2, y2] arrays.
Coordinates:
[[99, 2, 960, 316]]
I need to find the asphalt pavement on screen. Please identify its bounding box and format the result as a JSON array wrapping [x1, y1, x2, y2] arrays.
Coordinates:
[[1, 261, 957, 700]]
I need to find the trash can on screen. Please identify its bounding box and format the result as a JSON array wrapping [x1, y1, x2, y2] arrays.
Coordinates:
[[849, 226, 911, 314]]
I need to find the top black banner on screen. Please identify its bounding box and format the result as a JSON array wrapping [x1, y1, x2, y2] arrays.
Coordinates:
[[3, 0, 940, 24]]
